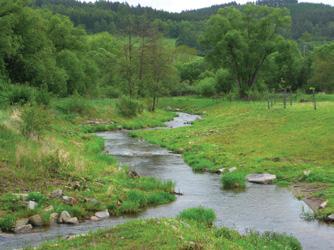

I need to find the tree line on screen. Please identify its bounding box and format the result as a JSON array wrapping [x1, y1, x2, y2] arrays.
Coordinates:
[[0, 0, 333, 105]]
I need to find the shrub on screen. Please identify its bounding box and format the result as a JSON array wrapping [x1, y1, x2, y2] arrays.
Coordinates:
[[195, 77, 216, 97], [221, 172, 246, 190], [178, 207, 216, 226], [20, 105, 51, 138], [27, 192, 47, 204], [116, 96, 143, 117], [41, 150, 66, 176], [0, 214, 16, 232], [215, 68, 234, 94], [56, 97, 95, 116], [0, 193, 25, 212], [7, 85, 34, 105], [35, 90, 51, 106]]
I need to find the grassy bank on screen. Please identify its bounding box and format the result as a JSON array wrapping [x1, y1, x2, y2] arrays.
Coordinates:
[[0, 97, 176, 231], [133, 96, 334, 219], [30, 218, 301, 250]]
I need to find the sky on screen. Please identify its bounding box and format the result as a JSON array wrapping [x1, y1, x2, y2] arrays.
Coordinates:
[[82, 0, 333, 12]]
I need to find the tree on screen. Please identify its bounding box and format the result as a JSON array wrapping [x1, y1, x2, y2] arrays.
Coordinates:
[[202, 4, 291, 98], [144, 31, 178, 111], [310, 42, 334, 92]]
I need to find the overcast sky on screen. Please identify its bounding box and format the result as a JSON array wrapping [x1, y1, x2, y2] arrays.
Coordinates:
[[82, 0, 333, 12]]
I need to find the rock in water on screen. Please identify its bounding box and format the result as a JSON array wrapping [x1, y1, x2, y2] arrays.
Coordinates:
[[58, 211, 79, 224], [65, 217, 79, 225], [327, 214, 334, 222], [49, 213, 59, 225], [29, 214, 43, 227], [95, 210, 110, 219], [247, 173, 277, 184], [14, 224, 33, 234], [58, 211, 72, 224]]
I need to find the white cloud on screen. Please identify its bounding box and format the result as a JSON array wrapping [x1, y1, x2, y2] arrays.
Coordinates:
[[82, 0, 333, 12]]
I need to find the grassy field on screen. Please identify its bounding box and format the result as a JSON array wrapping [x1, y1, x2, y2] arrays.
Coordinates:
[[133, 96, 334, 219], [0, 97, 176, 231], [30, 217, 301, 250]]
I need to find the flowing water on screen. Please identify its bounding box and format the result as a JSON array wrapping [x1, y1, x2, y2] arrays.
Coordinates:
[[1, 113, 333, 250]]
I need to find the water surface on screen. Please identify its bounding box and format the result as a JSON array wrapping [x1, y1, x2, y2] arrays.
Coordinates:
[[1, 113, 333, 250]]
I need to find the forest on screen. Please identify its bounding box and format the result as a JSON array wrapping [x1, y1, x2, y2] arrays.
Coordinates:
[[0, 0, 334, 249]]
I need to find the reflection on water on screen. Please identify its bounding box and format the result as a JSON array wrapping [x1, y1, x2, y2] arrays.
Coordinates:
[[1, 113, 333, 250]]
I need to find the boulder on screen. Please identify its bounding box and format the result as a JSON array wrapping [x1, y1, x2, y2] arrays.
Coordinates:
[[327, 214, 334, 222], [58, 211, 79, 224], [90, 216, 100, 221], [50, 189, 63, 198], [14, 224, 33, 234], [62, 196, 77, 205], [15, 218, 29, 228], [95, 210, 110, 220], [58, 211, 72, 224], [50, 213, 59, 225], [29, 214, 43, 227], [65, 217, 79, 225], [247, 173, 277, 184], [27, 200, 38, 210]]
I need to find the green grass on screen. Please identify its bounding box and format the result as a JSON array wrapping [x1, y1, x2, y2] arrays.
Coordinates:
[[221, 172, 246, 190], [30, 217, 301, 250], [0, 97, 177, 231], [134, 96, 334, 219], [177, 207, 216, 226]]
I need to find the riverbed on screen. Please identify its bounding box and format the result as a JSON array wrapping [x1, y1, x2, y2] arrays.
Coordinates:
[[1, 113, 333, 250]]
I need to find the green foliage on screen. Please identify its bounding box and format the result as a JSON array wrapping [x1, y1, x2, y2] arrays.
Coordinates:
[[310, 42, 334, 92], [0, 193, 25, 212], [221, 172, 246, 190], [0, 214, 16, 232], [116, 96, 143, 117], [202, 5, 291, 98], [6, 85, 34, 106], [27, 192, 47, 204], [195, 77, 216, 97], [20, 105, 51, 138], [178, 207, 216, 226], [56, 97, 95, 116], [35, 90, 51, 106]]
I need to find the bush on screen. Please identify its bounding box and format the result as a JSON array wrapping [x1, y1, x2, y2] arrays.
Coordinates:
[[27, 192, 47, 204], [116, 96, 143, 117], [0, 214, 16, 232], [7, 85, 34, 105], [215, 68, 234, 94], [56, 97, 95, 116], [35, 90, 51, 106], [221, 172, 246, 190], [195, 77, 216, 97], [0, 193, 26, 212], [178, 207, 216, 226], [20, 105, 51, 138]]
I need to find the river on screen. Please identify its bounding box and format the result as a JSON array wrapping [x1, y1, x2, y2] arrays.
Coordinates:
[[1, 112, 333, 250]]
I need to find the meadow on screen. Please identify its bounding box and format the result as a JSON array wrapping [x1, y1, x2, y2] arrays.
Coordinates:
[[0, 97, 176, 231], [30, 209, 301, 250], [133, 95, 334, 219]]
